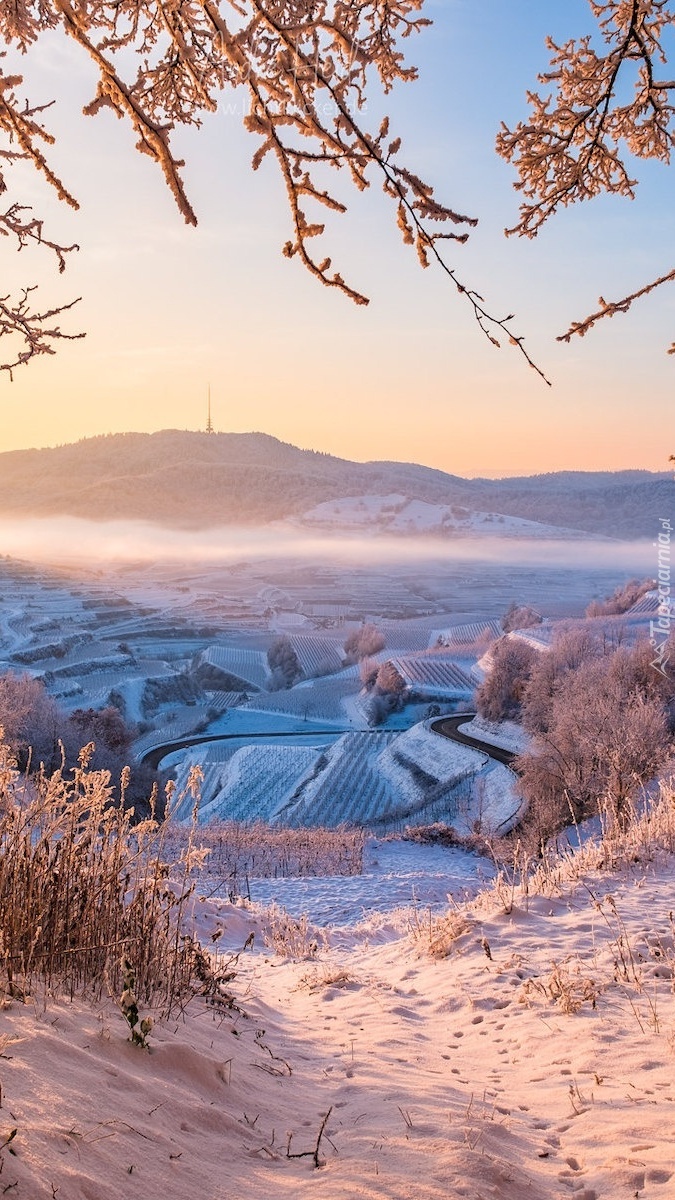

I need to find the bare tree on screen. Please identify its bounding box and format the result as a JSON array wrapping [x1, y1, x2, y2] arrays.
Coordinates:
[[0, 671, 61, 769], [475, 636, 538, 722], [344, 623, 386, 663], [0, 1, 549, 380], [521, 623, 604, 736], [497, 1, 675, 351], [518, 655, 670, 831]]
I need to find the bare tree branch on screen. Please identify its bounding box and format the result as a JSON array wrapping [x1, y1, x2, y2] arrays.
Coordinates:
[[0, 0, 548, 381], [558, 265, 675, 347], [497, 0, 675, 351], [0, 288, 84, 380]]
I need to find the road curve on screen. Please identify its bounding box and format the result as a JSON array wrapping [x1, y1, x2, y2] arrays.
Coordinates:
[[138, 728, 352, 771], [430, 714, 518, 769]]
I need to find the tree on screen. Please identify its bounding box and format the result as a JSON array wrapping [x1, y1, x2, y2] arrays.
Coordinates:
[[0, 671, 61, 769], [68, 706, 132, 757], [267, 635, 302, 689], [497, 1, 675, 352], [517, 653, 670, 832], [521, 623, 604, 735], [501, 602, 542, 634], [344, 623, 386, 663], [0, 1, 547, 381], [475, 636, 538, 722], [365, 659, 407, 725]]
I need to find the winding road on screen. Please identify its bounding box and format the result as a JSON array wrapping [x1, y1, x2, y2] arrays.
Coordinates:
[[138, 728, 347, 771], [430, 713, 518, 768], [140, 713, 518, 772]]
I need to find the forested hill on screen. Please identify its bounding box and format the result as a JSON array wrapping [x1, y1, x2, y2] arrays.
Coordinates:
[[0, 430, 667, 537]]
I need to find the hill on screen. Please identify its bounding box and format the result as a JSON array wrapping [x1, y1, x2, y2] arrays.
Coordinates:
[[0, 430, 666, 535]]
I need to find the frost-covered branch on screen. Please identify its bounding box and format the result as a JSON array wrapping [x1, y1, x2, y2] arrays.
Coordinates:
[[0, 288, 84, 380], [0, 0, 546, 380], [497, 0, 675, 350]]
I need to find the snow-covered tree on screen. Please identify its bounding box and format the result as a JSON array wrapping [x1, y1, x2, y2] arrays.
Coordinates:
[[497, 0, 675, 352], [344, 623, 386, 663], [517, 653, 670, 830], [475, 636, 538, 722], [0, 0, 551, 380], [267, 635, 302, 689]]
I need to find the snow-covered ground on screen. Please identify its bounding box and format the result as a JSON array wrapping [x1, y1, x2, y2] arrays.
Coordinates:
[[4, 844, 675, 1200], [243, 837, 495, 925], [293, 493, 584, 538]]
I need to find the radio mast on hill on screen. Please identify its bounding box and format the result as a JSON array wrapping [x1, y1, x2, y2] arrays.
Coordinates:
[[206, 385, 214, 434]]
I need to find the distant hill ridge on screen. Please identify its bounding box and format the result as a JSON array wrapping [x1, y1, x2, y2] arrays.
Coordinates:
[[0, 430, 667, 537]]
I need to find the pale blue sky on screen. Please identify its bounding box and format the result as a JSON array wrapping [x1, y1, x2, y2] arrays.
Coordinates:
[[0, 1, 672, 475]]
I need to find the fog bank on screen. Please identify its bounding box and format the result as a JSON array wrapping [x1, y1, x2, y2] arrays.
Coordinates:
[[0, 517, 656, 573]]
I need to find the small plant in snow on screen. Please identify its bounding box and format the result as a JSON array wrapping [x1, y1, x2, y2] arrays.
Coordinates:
[[120, 957, 153, 1049]]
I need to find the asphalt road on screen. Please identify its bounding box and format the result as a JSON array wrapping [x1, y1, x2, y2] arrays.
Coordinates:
[[139, 728, 350, 770], [430, 714, 518, 768], [140, 714, 519, 776]]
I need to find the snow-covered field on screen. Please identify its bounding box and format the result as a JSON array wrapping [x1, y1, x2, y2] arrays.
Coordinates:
[[293, 492, 585, 538], [4, 838, 675, 1200], [0, 554, 585, 838]]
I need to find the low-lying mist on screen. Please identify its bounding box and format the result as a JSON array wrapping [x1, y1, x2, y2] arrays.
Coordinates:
[[0, 517, 655, 573]]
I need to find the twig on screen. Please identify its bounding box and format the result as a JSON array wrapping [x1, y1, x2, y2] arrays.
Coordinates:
[[286, 1107, 334, 1169]]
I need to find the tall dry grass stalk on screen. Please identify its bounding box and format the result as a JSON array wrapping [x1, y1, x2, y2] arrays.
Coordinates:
[[165, 821, 366, 898], [0, 739, 205, 1011], [479, 780, 675, 914]]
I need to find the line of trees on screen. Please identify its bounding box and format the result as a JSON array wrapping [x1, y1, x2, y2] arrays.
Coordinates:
[[586, 577, 655, 618], [476, 623, 674, 841], [0, 672, 156, 812]]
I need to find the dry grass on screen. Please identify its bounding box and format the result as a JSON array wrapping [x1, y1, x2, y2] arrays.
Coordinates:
[[520, 961, 601, 1014], [259, 907, 325, 959], [165, 821, 366, 899], [408, 904, 473, 959], [0, 741, 221, 1013], [474, 780, 675, 916]]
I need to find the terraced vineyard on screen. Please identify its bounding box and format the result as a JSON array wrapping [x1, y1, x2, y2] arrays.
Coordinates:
[[392, 657, 475, 695], [434, 619, 502, 645], [289, 635, 344, 677], [176, 744, 322, 824], [242, 676, 359, 722], [280, 732, 399, 827], [204, 690, 248, 711], [199, 645, 269, 689]]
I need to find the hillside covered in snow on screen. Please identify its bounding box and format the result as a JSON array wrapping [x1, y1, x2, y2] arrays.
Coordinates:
[[0, 430, 667, 536]]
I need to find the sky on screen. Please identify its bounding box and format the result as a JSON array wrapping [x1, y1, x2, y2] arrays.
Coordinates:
[[0, 0, 672, 477]]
